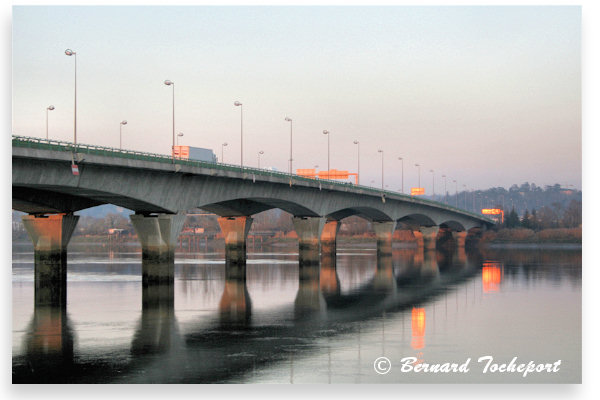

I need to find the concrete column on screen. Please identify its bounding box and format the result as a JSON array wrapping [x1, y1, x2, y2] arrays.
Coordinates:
[[452, 231, 467, 249], [412, 230, 424, 249], [373, 221, 396, 256], [130, 213, 186, 284], [22, 214, 79, 306], [420, 226, 440, 251], [452, 231, 468, 264], [320, 220, 341, 255], [217, 216, 254, 263], [292, 216, 326, 264]]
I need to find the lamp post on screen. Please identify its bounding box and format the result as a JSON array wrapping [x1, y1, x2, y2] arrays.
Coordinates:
[[442, 174, 447, 204], [221, 142, 228, 163], [415, 163, 421, 188], [353, 140, 360, 185], [323, 130, 330, 180], [119, 120, 127, 150], [430, 169, 435, 200], [378, 149, 384, 191], [453, 180, 458, 207], [285, 117, 293, 176], [258, 150, 264, 169], [398, 157, 404, 194], [64, 49, 77, 145], [177, 132, 184, 146], [164, 79, 175, 160], [234, 101, 243, 171], [45, 105, 55, 140]]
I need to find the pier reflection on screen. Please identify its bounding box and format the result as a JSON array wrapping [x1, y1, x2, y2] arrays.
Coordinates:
[[21, 303, 74, 382], [131, 275, 177, 355], [294, 262, 326, 319], [219, 260, 252, 326], [15, 240, 563, 384]]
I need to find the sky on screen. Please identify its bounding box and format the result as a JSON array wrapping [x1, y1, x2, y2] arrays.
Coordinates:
[[11, 5, 581, 192]]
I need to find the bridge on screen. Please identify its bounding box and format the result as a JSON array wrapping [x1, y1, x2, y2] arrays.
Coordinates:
[[12, 135, 493, 302]]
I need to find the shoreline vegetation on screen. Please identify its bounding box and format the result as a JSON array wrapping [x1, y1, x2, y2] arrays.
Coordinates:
[[13, 227, 580, 249]]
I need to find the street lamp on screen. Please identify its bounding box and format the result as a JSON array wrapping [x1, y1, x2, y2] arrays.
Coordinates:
[[285, 117, 293, 176], [430, 169, 435, 199], [258, 150, 264, 169], [164, 79, 175, 160], [415, 163, 421, 188], [119, 120, 127, 150], [453, 179, 458, 207], [323, 130, 330, 180], [177, 132, 184, 146], [398, 157, 404, 194], [378, 149, 384, 191], [64, 49, 77, 144], [45, 105, 55, 140], [221, 142, 228, 163], [234, 101, 243, 171], [353, 140, 360, 185], [442, 174, 447, 204]]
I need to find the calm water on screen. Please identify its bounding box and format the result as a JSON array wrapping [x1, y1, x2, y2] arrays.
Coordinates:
[[12, 240, 581, 383]]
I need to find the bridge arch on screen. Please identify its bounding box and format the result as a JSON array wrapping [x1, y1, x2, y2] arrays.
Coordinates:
[[397, 213, 437, 227], [439, 220, 467, 232], [325, 207, 394, 222], [198, 197, 320, 218], [12, 185, 171, 215]]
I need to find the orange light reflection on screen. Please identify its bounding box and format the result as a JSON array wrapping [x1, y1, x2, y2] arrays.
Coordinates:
[[411, 307, 426, 350], [482, 262, 503, 293]]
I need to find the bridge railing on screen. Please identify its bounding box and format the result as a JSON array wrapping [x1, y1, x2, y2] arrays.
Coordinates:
[[12, 135, 493, 223]]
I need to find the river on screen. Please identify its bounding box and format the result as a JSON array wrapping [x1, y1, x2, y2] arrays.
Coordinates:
[[12, 240, 581, 383]]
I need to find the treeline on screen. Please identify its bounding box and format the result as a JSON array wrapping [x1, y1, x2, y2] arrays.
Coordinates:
[[439, 182, 581, 217], [501, 199, 581, 230]]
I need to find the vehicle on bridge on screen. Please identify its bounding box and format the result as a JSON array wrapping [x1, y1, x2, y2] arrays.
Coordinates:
[[172, 145, 217, 163]]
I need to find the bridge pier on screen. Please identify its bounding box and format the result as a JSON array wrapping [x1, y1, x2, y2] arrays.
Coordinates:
[[292, 216, 326, 264], [320, 220, 341, 255], [130, 213, 186, 284], [22, 214, 79, 306], [217, 216, 254, 264], [373, 221, 396, 256], [451, 231, 467, 249], [420, 226, 440, 251]]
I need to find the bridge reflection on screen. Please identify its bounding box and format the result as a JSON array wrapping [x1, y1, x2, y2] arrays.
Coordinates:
[[15, 245, 492, 383]]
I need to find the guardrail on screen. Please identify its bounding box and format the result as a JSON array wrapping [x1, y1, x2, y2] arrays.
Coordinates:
[[12, 135, 494, 223]]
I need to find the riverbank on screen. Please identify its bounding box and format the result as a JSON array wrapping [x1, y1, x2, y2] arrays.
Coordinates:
[[479, 227, 581, 247], [15, 227, 582, 250]]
